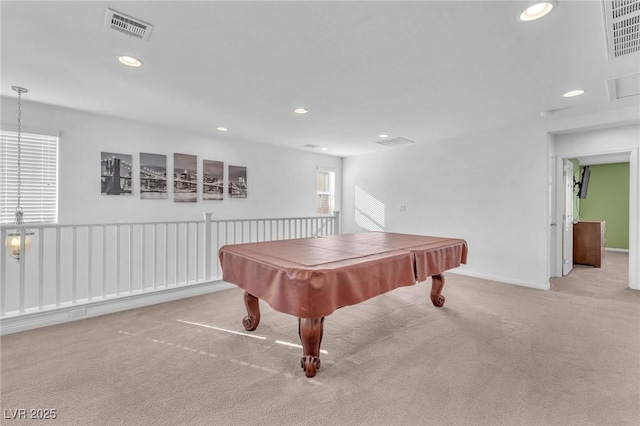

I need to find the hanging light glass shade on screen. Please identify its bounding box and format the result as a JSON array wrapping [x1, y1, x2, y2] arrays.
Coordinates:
[[5, 211, 33, 261], [5, 86, 34, 262]]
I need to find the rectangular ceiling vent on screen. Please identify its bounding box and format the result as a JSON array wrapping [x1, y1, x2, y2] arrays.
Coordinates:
[[302, 144, 320, 149], [375, 137, 415, 147], [105, 8, 153, 41], [605, 71, 640, 100], [602, 0, 640, 59]]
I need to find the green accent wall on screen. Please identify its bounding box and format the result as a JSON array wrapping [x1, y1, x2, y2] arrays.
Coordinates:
[[579, 162, 630, 250]]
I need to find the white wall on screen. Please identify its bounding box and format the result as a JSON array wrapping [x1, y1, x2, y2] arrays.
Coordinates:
[[1, 98, 342, 224], [554, 124, 639, 156], [3, 96, 638, 292], [343, 125, 550, 289], [342, 108, 640, 290]]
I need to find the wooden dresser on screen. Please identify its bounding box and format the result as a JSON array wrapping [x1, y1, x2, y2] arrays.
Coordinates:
[[573, 221, 606, 268]]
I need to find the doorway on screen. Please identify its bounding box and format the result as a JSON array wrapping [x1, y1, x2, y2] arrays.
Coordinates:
[[551, 147, 638, 290]]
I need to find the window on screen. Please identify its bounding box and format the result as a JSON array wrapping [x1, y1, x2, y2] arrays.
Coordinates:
[[316, 170, 335, 215], [0, 130, 58, 223]]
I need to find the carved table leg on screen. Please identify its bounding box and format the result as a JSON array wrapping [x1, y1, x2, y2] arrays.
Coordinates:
[[430, 273, 446, 307], [298, 317, 325, 378], [242, 291, 261, 331]]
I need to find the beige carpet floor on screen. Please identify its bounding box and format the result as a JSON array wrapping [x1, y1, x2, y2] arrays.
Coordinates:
[[1, 251, 638, 425]]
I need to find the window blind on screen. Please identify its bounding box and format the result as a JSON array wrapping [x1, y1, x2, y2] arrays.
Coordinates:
[[316, 171, 332, 215], [0, 130, 58, 223]]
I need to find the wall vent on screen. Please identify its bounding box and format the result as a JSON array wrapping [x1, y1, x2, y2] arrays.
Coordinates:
[[105, 8, 153, 41], [375, 137, 415, 147], [602, 0, 640, 59], [605, 71, 640, 100]]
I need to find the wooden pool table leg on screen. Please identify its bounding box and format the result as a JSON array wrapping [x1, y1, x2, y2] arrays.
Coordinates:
[[430, 274, 446, 307], [242, 291, 261, 331], [298, 317, 325, 378]]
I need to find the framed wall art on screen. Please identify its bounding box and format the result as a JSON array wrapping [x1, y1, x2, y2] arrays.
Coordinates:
[[140, 152, 167, 199], [228, 165, 247, 198], [101, 152, 132, 195], [203, 159, 224, 200], [174, 153, 197, 203]]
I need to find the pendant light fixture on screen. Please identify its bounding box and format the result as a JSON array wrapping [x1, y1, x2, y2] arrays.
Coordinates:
[[5, 86, 34, 262]]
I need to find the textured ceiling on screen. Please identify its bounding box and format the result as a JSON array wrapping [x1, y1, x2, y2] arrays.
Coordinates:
[[1, 0, 639, 157]]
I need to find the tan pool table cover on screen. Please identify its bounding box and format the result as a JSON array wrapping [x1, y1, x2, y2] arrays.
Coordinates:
[[219, 232, 467, 318]]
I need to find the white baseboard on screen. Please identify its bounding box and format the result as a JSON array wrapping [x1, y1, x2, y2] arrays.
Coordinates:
[[606, 247, 629, 253], [0, 280, 236, 336], [451, 270, 550, 291]]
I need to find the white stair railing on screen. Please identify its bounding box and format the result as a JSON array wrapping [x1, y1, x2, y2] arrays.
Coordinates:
[[0, 212, 340, 320]]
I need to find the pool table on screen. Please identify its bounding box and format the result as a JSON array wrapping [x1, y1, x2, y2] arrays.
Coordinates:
[[218, 231, 467, 377]]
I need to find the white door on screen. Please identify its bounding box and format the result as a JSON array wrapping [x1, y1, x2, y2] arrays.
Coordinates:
[[562, 159, 574, 276], [549, 155, 559, 278]]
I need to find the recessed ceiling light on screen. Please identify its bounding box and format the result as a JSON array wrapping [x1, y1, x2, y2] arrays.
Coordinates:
[[518, 1, 555, 21], [563, 89, 586, 98], [217, 127, 228, 132], [117, 55, 142, 67], [378, 134, 389, 138], [294, 108, 308, 114], [320, 147, 328, 151]]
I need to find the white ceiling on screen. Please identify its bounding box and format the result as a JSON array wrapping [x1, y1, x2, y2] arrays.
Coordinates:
[[1, 0, 639, 157]]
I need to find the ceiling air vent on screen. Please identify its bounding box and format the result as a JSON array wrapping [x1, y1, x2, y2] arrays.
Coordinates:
[[375, 137, 415, 147], [302, 144, 320, 149], [605, 71, 640, 100], [105, 8, 154, 41], [602, 0, 640, 59]]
